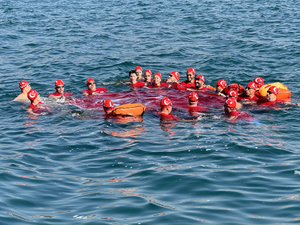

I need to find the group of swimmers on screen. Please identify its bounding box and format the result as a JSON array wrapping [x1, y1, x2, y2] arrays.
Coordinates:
[[13, 66, 299, 121]]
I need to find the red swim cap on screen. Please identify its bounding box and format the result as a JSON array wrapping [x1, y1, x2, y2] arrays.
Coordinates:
[[55, 79, 64, 87], [268, 86, 278, 95], [103, 99, 114, 109], [254, 77, 264, 86], [187, 68, 195, 75], [216, 79, 227, 89], [19, 81, 29, 90], [189, 92, 199, 102], [225, 97, 237, 108], [161, 97, 172, 108], [195, 75, 205, 82], [135, 66, 142, 71], [27, 90, 38, 101], [228, 90, 238, 99], [246, 81, 257, 90], [86, 78, 95, 86], [170, 71, 180, 80], [154, 72, 162, 79], [144, 69, 152, 76]]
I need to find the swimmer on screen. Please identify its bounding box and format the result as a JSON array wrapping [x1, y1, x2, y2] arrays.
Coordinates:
[[160, 97, 201, 121], [227, 90, 243, 110], [224, 97, 253, 121], [165, 71, 180, 84], [135, 66, 143, 80], [238, 81, 259, 101], [160, 97, 179, 121], [143, 69, 152, 85], [222, 83, 245, 96], [186, 92, 209, 114], [103, 99, 114, 115], [148, 73, 169, 88], [48, 79, 72, 100], [257, 86, 283, 105], [179, 68, 196, 88], [254, 77, 264, 89], [215, 79, 227, 96], [128, 70, 145, 88], [27, 90, 49, 115], [187, 75, 214, 91], [13, 80, 31, 102], [82, 78, 107, 96]]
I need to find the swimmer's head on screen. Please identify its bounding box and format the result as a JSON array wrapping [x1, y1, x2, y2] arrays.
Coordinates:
[[227, 90, 238, 99], [135, 66, 142, 79], [55, 79, 64, 87], [186, 68, 195, 82], [216, 79, 227, 89], [267, 86, 278, 96], [186, 68, 195, 76], [19, 81, 29, 90], [254, 77, 264, 88], [27, 89, 39, 101], [189, 92, 199, 102], [246, 81, 257, 90], [195, 75, 205, 83], [144, 69, 152, 82], [154, 72, 162, 79], [86, 78, 95, 87], [103, 99, 114, 113], [168, 71, 180, 82], [224, 97, 237, 108], [160, 97, 172, 109]]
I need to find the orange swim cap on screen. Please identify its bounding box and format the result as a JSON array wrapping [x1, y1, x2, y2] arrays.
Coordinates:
[[225, 97, 237, 108], [55, 79, 64, 87], [161, 97, 172, 108], [27, 90, 38, 101], [19, 80, 29, 90], [189, 92, 199, 102]]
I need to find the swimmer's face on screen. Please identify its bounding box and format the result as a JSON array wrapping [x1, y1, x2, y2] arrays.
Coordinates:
[[224, 105, 234, 114], [167, 74, 177, 83], [129, 73, 137, 83], [186, 72, 194, 82], [136, 70, 142, 79], [245, 86, 255, 97], [55, 85, 64, 94], [87, 81, 96, 91], [36, 94, 40, 102], [266, 91, 276, 101], [153, 75, 161, 85], [144, 72, 152, 82], [195, 79, 204, 88], [216, 85, 223, 93]]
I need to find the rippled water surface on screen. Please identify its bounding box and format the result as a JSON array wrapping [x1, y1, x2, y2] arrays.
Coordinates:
[[1, 0, 300, 224]]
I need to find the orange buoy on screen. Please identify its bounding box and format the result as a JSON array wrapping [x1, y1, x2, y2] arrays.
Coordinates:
[[259, 82, 291, 100], [112, 103, 146, 116]]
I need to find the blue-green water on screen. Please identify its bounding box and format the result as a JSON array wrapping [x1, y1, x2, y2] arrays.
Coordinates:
[[1, 0, 300, 224]]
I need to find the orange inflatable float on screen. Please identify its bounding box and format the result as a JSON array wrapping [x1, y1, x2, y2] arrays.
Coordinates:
[[111, 103, 146, 116], [259, 82, 291, 100]]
